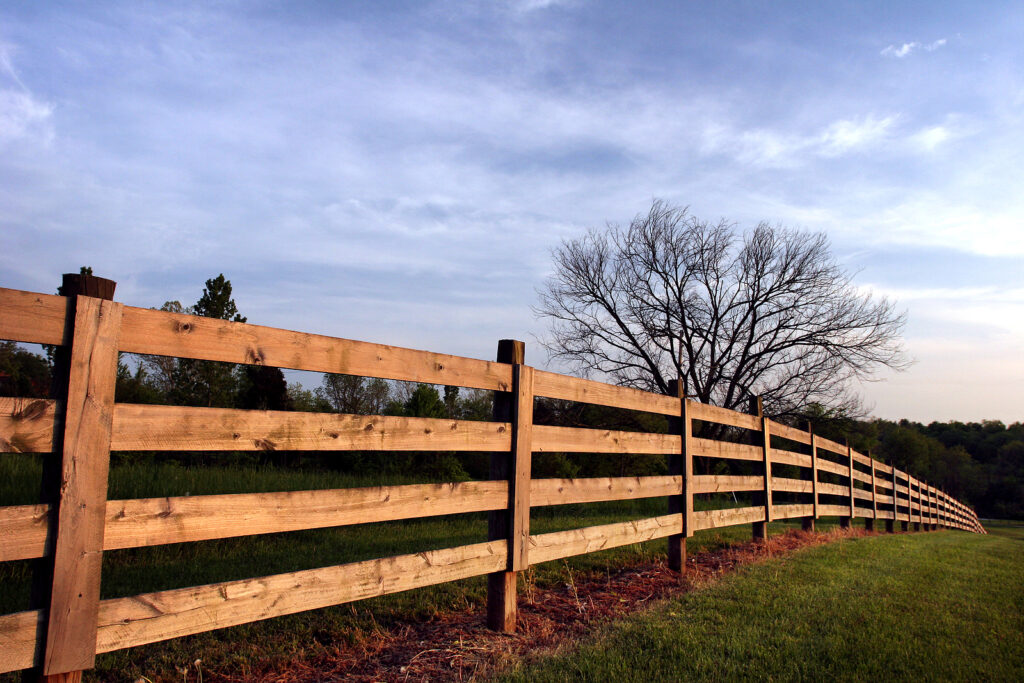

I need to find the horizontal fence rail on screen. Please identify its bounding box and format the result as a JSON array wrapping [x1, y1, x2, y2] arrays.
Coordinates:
[[0, 282, 985, 678]]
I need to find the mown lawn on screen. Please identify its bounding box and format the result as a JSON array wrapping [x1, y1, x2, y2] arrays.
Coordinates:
[[499, 522, 1024, 682]]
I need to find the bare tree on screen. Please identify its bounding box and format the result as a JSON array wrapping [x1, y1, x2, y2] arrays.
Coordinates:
[[536, 200, 908, 418]]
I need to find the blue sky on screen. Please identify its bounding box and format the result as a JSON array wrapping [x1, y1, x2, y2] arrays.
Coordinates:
[[1, 1, 1021, 423]]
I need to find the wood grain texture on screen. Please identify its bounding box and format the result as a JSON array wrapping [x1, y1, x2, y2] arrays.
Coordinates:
[[102, 482, 507, 550], [771, 448, 812, 468], [111, 404, 510, 452], [815, 458, 850, 478], [92, 541, 506, 654], [690, 437, 762, 462], [851, 469, 873, 485], [765, 419, 812, 445], [531, 476, 682, 506], [810, 430, 819, 519], [771, 478, 813, 494], [760, 416, 774, 524], [0, 287, 69, 346], [532, 369, 680, 416], [816, 482, 851, 498], [0, 398, 56, 453], [0, 504, 51, 561], [692, 475, 764, 494], [688, 402, 762, 431], [527, 514, 682, 565], [691, 506, 765, 531], [119, 305, 513, 391], [817, 504, 853, 517], [532, 424, 680, 454], [0, 608, 45, 674], [771, 504, 814, 520], [508, 365, 533, 572], [45, 297, 123, 675]]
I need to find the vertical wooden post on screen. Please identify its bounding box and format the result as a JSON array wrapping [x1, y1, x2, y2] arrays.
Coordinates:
[[808, 423, 819, 529], [667, 379, 692, 571], [866, 459, 877, 532], [751, 397, 769, 542], [38, 275, 122, 680], [885, 466, 896, 533], [839, 440, 853, 529], [800, 421, 814, 533], [487, 339, 533, 632]]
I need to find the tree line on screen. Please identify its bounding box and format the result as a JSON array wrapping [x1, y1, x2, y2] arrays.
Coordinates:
[[1, 270, 1019, 519]]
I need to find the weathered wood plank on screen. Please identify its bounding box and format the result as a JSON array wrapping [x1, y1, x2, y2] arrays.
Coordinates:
[[852, 488, 873, 501], [765, 419, 812, 445], [0, 608, 45, 674], [528, 514, 682, 565], [532, 369, 680, 416], [851, 469, 873, 485], [45, 297, 123, 675], [771, 478, 813, 494], [532, 424, 679, 454], [771, 448, 812, 468], [103, 482, 507, 550], [0, 288, 69, 346], [0, 398, 55, 453], [690, 437, 762, 462], [111, 404, 510, 452], [93, 540, 506, 654], [692, 474, 764, 494], [688, 402, 762, 431], [851, 451, 873, 466], [815, 458, 850, 477], [817, 482, 851, 497], [531, 476, 682, 506], [691, 506, 765, 531], [119, 305, 512, 391], [0, 504, 51, 561], [813, 436, 848, 458], [771, 504, 814, 520], [818, 504, 853, 517]]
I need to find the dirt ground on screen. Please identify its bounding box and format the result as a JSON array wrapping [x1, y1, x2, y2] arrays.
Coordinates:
[[214, 527, 870, 682]]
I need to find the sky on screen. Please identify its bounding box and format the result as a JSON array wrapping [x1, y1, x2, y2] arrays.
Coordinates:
[[1, 1, 1021, 424]]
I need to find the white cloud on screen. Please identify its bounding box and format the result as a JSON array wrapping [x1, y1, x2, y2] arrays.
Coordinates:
[[817, 115, 898, 156], [701, 114, 898, 167], [0, 43, 54, 146], [881, 38, 947, 58], [0, 90, 53, 145]]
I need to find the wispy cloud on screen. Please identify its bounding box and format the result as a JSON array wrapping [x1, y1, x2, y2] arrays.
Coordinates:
[[0, 43, 53, 146], [881, 38, 947, 58]]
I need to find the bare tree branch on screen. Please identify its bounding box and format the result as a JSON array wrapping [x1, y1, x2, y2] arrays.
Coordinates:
[[535, 200, 909, 417]]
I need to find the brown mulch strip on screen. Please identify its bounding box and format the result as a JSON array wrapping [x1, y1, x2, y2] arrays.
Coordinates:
[[216, 527, 871, 682]]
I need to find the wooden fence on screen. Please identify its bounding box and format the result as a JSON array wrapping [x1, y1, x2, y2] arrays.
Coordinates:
[[0, 278, 984, 679]]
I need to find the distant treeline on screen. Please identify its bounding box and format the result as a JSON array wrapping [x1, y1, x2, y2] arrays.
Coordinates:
[[2, 273, 1020, 519]]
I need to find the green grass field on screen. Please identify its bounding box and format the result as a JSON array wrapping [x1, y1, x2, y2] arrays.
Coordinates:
[[499, 522, 1024, 682]]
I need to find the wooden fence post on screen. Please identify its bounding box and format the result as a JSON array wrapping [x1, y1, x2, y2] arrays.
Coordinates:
[[839, 440, 853, 530], [866, 459, 876, 532], [798, 421, 815, 532], [486, 339, 533, 632], [667, 379, 692, 571], [900, 471, 909, 531], [807, 422, 819, 531], [36, 274, 122, 681], [886, 466, 897, 533], [751, 397, 770, 542]]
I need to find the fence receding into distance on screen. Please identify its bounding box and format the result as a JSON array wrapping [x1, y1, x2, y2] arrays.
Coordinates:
[[0, 277, 984, 679]]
